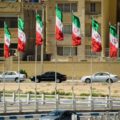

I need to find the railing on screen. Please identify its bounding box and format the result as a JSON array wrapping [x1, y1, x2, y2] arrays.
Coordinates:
[[0, 92, 120, 113]]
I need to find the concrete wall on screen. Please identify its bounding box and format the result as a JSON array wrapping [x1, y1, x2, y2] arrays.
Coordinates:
[[1, 61, 120, 79]]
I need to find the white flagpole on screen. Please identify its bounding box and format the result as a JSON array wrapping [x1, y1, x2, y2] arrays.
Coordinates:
[[35, 45, 37, 102], [35, 10, 38, 105], [55, 40, 57, 109], [90, 49, 93, 98], [17, 16, 21, 107], [3, 60, 5, 112], [18, 51, 20, 104], [117, 22, 120, 58]]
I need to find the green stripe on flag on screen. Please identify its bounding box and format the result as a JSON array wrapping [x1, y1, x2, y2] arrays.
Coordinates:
[[56, 4, 63, 22], [18, 18, 24, 31], [72, 14, 80, 28], [4, 22, 11, 38], [92, 18, 99, 31], [110, 25, 117, 38], [36, 14, 43, 28]]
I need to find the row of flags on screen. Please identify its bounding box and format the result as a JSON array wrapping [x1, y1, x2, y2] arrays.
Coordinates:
[[3, 5, 118, 59], [55, 5, 119, 58]]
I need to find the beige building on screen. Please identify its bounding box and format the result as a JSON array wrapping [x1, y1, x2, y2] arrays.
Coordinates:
[[0, 0, 119, 61]]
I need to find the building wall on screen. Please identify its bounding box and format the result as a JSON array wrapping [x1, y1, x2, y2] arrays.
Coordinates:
[[0, 0, 118, 61], [1, 61, 120, 78]]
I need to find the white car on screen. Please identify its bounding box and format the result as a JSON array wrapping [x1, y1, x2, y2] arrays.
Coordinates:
[[81, 72, 119, 83], [0, 71, 26, 82]]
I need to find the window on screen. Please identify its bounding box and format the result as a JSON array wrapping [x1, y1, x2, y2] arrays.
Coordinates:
[[63, 25, 72, 34], [58, 3, 77, 12], [0, 17, 17, 28], [64, 3, 70, 12], [71, 3, 77, 12], [90, 2, 96, 13], [85, 2, 101, 15], [57, 46, 77, 56]]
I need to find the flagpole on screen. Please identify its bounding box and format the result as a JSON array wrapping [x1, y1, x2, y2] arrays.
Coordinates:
[[35, 10, 38, 107], [35, 45, 37, 104], [55, 40, 58, 109], [3, 60, 5, 112], [90, 49, 93, 98], [17, 51, 21, 103], [17, 16, 21, 109], [117, 22, 120, 58], [71, 47, 75, 110], [108, 22, 112, 100]]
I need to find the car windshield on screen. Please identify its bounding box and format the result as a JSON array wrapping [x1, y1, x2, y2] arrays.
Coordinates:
[[48, 111, 62, 116]]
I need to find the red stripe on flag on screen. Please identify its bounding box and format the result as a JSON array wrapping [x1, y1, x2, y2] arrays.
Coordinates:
[[110, 43, 118, 58], [17, 38, 26, 52], [4, 44, 10, 58], [92, 38, 102, 52], [72, 33, 81, 46], [56, 26, 63, 41], [36, 31, 42, 46]]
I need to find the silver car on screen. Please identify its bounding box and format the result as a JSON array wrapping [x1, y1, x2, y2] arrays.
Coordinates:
[[0, 71, 26, 82], [80, 72, 119, 83]]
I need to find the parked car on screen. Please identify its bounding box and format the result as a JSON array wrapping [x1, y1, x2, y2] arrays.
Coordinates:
[[0, 71, 26, 82], [30, 71, 67, 83], [40, 110, 78, 120], [80, 72, 119, 83]]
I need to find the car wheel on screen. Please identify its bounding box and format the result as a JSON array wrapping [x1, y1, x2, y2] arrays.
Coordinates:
[[85, 78, 91, 83], [35, 78, 40, 83], [15, 78, 20, 83], [56, 79, 61, 83], [106, 79, 113, 83]]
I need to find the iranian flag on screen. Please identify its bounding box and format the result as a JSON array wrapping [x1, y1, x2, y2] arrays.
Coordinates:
[[55, 5, 63, 41], [36, 13, 43, 46], [109, 25, 118, 58], [4, 22, 11, 58], [18, 17, 26, 52], [91, 18, 102, 52], [72, 13, 81, 46]]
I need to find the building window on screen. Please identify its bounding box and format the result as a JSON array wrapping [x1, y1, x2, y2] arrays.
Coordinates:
[[63, 25, 72, 34], [57, 46, 77, 56], [71, 3, 77, 12], [0, 17, 17, 28], [85, 2, 101, 15], [58, 3, 77, 12], [90, 2, 96, 13], [64, 3, 70, 12]]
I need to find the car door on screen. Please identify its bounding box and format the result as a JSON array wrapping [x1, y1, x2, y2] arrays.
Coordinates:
[[93, 73, 107, 82], [48, 72, 55, 81], [4, 72, 13, 81], [40, 72, 51, 81]]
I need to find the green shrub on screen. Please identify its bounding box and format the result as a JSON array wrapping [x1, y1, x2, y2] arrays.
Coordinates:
[[19, 69, 28, 78]]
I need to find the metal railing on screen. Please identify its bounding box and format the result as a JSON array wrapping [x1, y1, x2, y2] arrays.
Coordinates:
[[0, 92, 120, 113]]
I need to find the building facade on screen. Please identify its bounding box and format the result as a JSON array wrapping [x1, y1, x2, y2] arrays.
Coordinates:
[[0, 0, 118, 61]]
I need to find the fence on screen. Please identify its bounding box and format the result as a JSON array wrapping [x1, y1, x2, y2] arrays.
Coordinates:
[[0, 92, 120, 113]]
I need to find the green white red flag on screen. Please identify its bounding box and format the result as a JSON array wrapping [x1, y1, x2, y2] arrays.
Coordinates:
[[55, 5, 63, 41], [91, 18, 102, 52], [36, 13, 43, 46], [72, 13, 81, 46], [4, 22, 11, 58], [18, 17, 26, 52], [109, 25, 118, 58]]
